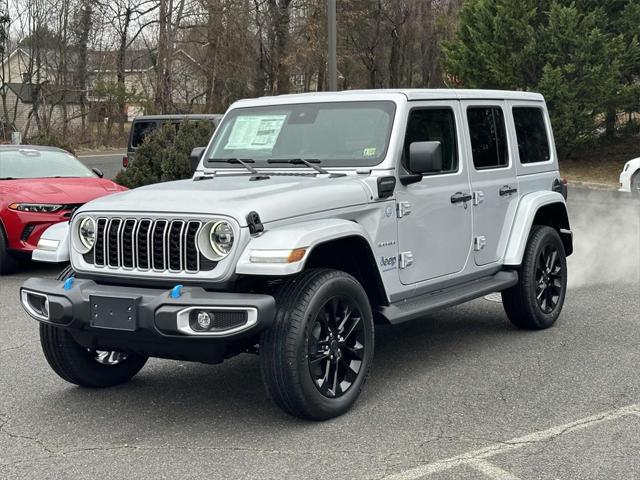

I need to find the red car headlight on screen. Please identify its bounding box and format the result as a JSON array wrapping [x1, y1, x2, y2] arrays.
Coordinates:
[[8, 203, 64, 213]]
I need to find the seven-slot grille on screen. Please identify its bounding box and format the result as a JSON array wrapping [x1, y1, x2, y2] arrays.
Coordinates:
[[88, 218, 214, 273]]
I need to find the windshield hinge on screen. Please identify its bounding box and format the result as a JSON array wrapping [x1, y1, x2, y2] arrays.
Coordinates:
[[396, 201, 412, 218], [247, 211, 264, 235]]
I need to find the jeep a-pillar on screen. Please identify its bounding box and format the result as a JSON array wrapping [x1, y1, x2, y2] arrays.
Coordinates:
[[21, 90, 572, 420]]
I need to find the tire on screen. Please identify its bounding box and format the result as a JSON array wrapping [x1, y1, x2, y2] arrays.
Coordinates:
[[502, 225, 568, 330], [260, 269, 375, 420], [0, 226, 17, 275], [39, 266, 148, 388], [631, 171, 640, 197]]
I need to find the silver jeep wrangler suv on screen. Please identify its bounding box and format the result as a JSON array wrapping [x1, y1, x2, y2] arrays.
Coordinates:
[[21, 89, 572, 420]]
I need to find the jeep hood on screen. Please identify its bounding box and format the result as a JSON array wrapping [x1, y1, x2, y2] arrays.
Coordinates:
[[78, 175, 372, 225]]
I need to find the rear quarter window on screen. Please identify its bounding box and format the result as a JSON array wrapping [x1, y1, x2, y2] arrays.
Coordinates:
[[130, 121, 157, 148], [513, 107, 551, 164]]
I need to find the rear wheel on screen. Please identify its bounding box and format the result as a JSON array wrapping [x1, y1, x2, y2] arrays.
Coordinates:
[[631, 171, 640, 196], [39, 266, 148, 387], [260, 269, 374, 420], [0, 226, 17, 275], [502, 225, 567, 330]]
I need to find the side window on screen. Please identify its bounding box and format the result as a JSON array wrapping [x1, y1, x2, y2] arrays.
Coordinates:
[[513, 107, 551, 163], [467, 107, 508, 169], [403, 108, 458, 173], [130, 121, 157, 148]]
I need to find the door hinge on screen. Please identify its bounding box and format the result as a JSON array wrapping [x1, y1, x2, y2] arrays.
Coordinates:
[[474, 236, 487, 251], [473, 191, 485, 206], [396, 201, 412, 218], [399, 251, 414, 269]]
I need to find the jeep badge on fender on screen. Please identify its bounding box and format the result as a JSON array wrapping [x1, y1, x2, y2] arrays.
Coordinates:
[[21, 89, 572, 420]]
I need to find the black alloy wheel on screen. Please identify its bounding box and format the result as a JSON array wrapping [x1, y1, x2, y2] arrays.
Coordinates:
[[307, 296, 365, 398], [502, 225, 568, 330], [260, 269, 374, 420], [535, 244, 564, 314]]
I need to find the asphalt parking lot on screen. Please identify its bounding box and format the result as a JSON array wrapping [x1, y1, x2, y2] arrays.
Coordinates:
[[77, 152, 125, 180], [1, 188, 638, 480]]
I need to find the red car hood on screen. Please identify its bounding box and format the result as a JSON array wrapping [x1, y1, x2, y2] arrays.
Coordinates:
[[0, 177, 126, 204]]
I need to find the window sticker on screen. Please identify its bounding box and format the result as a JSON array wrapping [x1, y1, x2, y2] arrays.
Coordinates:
[[363, 147, 377, 157], [225, 115, 287, 150]]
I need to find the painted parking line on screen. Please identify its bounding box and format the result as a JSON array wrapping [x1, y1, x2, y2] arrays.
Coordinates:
[[469, 459, 522, 480], [384, 403, 640, 480]]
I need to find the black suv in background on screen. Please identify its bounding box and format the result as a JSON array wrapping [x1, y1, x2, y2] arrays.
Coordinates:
[[123, 114, 223, 168]]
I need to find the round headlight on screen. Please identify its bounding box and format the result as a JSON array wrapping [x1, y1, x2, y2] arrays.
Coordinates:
[[77, 217, 96, 253], [209, 221, 234, 257]]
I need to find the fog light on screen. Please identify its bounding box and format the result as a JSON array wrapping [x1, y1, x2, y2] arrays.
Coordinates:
[[196, 311, 213, 330]]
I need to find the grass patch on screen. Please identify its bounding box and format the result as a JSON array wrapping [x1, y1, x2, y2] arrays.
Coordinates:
[[560, 134, 639, 186]]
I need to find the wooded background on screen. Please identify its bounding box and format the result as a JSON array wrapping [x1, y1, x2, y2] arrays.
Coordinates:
[[0, 0, 638, 155]]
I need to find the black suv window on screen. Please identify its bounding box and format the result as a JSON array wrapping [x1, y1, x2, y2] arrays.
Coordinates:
[[513, 107, 551, 163], [130, 121, 157, 148], [467, 107, 508, 169], [403, 108, 458, 173]]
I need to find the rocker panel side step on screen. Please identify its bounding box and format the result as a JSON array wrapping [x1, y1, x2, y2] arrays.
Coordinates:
[[375, 270, 518, 325]]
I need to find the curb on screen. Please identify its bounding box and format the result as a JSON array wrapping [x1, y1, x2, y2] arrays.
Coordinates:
[[567, 180, 619, 191]]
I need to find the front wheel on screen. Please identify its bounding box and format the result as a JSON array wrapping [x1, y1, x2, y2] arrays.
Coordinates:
[[0, 227, 17, 275], [39, 266, 148, 387], [502, 225, 568, 330], [40, 324, 148, 387], [260, 269, 374, 420]]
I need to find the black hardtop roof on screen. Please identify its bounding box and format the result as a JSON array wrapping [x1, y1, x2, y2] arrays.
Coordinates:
[[132, 114, 223, 122]]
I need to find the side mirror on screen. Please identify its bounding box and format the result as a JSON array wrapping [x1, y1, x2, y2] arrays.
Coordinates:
[[400, 141, 443, 185], [189, 147, 205, 175], [92, 167, 104, 178]]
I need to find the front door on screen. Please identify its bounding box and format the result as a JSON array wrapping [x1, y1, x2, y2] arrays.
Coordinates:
[[461, 101, 519, 266], [396, 102, 473, 285]]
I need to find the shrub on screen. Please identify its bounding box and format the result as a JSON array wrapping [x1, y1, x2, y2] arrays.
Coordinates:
[[114, 120, 214, 189], [27, 133, 77, 155]]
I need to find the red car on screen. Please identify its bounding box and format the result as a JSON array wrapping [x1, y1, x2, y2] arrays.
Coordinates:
[[0, 145, 127, 274]]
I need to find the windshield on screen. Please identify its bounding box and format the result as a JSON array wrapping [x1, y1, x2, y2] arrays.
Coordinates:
[[206, 101, 396, 167], [0, 149, 95, 179]]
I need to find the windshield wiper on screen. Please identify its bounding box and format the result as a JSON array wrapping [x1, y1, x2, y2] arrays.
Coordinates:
[[209, 158, 259, 174], [207, 158, 269, 180], [0, 177, 16, 180], [267, 158, 345, 177]]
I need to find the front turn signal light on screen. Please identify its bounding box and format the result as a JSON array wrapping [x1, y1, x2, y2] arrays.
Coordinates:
[[249, 248, 307, 264]]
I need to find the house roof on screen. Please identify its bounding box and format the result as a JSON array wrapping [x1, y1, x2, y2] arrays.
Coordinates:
[[3, 47, 154, 74], [5, 83, 82, 104]]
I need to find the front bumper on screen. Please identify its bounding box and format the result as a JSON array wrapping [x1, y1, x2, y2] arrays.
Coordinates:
[[20, 277, 276, 364]]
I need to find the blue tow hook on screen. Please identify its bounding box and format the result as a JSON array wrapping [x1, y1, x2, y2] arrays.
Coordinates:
[[63, 277, 75, 291], [170, 284, 184, 299]]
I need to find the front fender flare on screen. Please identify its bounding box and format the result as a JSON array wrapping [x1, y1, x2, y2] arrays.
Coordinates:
[[235, 219, 373, 276], [503, 191, 570, 266]]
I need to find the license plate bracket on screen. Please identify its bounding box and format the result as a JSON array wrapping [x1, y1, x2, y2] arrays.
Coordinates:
[[90, 295, 139, 331]]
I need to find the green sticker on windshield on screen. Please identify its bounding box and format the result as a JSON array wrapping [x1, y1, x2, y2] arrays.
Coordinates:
[[363, 147, 377, 157]]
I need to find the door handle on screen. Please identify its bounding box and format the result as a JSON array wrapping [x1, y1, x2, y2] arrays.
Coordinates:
[[499, 185, 518, 196], [451, 192, 472, 204]]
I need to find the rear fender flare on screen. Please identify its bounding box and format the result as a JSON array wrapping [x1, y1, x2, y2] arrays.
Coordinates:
[[504, 191, 571, 266]]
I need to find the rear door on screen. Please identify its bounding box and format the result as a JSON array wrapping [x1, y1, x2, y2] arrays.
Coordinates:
[[461, 101, 518, 266]]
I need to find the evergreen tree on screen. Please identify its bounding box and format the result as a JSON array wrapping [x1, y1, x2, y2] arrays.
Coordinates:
[[442, 0, 633, 155], [114, 121, 214, 189]]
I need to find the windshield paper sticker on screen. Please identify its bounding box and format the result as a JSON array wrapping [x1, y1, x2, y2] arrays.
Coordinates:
[[363, 147, 377, 157], [225, 115, 287, 150]]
